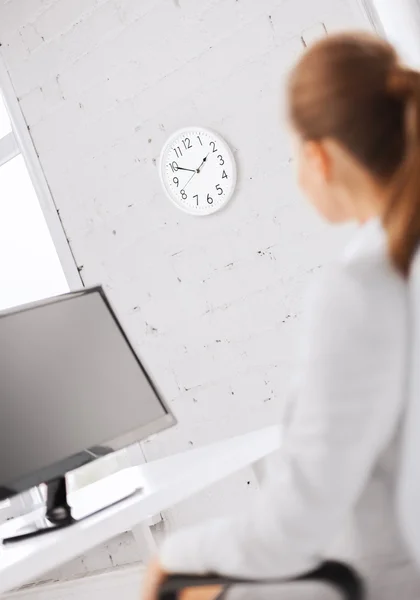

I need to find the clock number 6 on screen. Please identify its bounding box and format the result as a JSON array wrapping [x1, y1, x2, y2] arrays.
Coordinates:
[[207, 194, 214, 205], [216, 184, 223, 196]]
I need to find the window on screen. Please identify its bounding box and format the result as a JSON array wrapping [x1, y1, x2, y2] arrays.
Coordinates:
[[0, 85, 72, 522], [0, 91, 69, 311], [0, 79, 143, 519]]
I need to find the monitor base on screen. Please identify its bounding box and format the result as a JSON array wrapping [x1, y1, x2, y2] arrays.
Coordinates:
[[3, 477, 74, 543], [2, 475, 139, 544]]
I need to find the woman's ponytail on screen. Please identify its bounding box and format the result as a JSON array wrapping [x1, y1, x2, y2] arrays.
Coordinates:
[[384, 68, 420, 277]]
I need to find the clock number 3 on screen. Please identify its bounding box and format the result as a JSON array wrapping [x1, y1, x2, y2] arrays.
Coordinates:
[[218, 155, 224, 166]]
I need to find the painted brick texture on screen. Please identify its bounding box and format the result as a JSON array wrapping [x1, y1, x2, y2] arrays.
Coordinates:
[[0, 0, 369, 577]]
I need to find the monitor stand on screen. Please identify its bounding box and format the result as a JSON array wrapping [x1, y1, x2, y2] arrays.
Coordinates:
[[46, 476, 74, 527], [2, 472, 139, 544], [2, 477, 74, 543]]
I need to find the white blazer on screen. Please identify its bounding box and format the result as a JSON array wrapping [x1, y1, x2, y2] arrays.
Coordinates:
[[160, 220, 420, 599], [398, 243, 420, 566]]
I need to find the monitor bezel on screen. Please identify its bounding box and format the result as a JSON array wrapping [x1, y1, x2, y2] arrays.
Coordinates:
[[0, 286, 176, 499]]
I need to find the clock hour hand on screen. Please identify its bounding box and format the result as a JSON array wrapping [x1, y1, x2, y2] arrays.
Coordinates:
[[196, 153, 210, 174]]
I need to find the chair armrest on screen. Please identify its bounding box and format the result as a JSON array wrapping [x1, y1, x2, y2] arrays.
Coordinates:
[[158, 561, 365, 600]]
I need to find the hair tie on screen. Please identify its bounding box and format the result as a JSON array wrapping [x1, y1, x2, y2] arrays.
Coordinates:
[[387, 67, 420, 98]]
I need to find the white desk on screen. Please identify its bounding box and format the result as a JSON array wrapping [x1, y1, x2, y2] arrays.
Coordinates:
[[0, 426, 280, 595]]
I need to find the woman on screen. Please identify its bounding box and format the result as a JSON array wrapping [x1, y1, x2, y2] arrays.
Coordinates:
[[143, 33, 420, 599]]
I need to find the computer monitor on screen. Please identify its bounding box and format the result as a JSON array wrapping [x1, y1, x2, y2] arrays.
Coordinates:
[[0, 286, 175, 507]]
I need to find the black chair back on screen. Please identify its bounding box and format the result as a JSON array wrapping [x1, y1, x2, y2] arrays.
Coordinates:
[[158, 560, 364, 600]]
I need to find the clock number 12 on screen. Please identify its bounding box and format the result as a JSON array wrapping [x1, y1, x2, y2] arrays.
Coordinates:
[[182, 138, 192, 150]]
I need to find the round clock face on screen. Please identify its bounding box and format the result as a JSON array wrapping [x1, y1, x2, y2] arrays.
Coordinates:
[[159, 127, 237, 216]]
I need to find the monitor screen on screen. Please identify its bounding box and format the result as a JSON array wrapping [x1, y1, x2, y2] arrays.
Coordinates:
[[0, 288, 174, 498]]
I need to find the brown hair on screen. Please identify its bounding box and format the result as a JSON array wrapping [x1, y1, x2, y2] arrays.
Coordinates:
[[288, 33, 420, 277]]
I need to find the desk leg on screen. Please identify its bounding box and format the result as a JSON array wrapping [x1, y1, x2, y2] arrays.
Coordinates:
[[252, 458, 266, 486], [132, 520, 158, 561]]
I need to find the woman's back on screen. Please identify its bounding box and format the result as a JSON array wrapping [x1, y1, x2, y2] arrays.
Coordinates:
[[326, 222, 420, 599], [351, 432, 420, 598], [397, 248, 420, 571]]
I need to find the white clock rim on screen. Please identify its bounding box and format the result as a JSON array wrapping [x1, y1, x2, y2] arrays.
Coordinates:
[[159, 126, 237, 216]]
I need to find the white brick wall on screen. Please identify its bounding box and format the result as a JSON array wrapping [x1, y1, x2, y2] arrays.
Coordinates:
[[3, 563, 144, 600], [0, 0, 369, 580]]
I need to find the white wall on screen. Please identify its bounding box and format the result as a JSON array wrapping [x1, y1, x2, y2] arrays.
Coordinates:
[[0, 0, 369, 582], [3, 564, 143, 600]]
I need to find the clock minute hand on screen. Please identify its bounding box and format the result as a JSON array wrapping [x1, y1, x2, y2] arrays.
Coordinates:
[[176, 166, 196, 173]]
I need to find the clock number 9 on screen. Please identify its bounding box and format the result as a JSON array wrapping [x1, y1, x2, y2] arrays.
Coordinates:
[[181, 190, 187, 200], [207, 193, 213, 205], [173, 177, 179, 187], [217, 155, 224, 166]]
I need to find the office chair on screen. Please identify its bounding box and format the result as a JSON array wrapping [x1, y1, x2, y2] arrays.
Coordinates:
[[158, 560, 364, 600]]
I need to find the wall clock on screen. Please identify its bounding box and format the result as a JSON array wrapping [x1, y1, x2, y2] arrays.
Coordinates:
[[159, 127, 237, 216]]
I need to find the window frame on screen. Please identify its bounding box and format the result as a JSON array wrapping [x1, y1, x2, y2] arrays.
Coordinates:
[[356, 0, 386, 35], [0, 130, 19, 168], [0, 57, 82, 290]]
